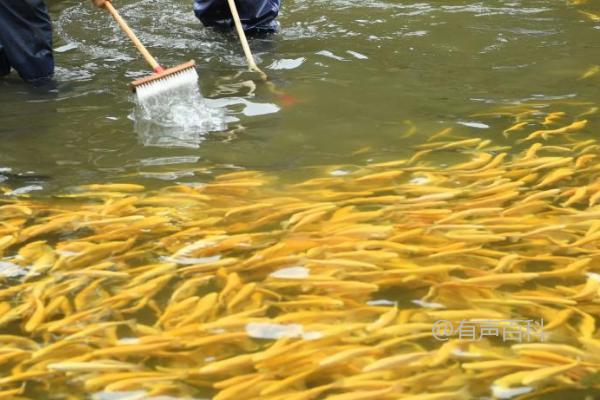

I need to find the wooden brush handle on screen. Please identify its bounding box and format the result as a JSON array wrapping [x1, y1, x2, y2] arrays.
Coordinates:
[[104, 1, 164, 73], [226, 0, 268, 80]]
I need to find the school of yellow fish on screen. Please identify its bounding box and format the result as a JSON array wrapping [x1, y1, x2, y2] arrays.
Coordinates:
[[0, 101, 599, 400], [3, 1, 600, 393]]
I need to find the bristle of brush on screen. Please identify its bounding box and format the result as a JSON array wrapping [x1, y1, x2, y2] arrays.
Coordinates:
[[135, 67, 199, 101]]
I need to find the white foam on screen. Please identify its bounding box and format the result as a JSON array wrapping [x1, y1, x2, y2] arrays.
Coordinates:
[[316, 50, 347, 61], [0, 261, 28, 278], [410, 176, 430, 185], [491, 385, 533, 399], [458, 121, 490, 129], [117, 337, 140, 345], [367, 299, 397, 306], [246, 323, 304, 339], [330, 169, 350, 176], [411, 299, 446, 309], [92, 391, 147, 400], [586, 272, 600, 282], [162, 255, 221, 265], [269, 266, 310, 279], [5, 185, 44, 196], [268, 57, 306, 70], [347, 50, 369, 60], [133, 67, 226, 148]]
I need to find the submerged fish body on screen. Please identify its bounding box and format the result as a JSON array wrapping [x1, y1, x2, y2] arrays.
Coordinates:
[[0, 111, 599, 399]]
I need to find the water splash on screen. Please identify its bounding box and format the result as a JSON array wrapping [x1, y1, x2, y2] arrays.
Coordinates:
[[133, 76, 227, 148]]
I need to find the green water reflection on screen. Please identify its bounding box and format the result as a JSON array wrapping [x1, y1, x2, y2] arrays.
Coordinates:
[[0, 0, 598, 192]]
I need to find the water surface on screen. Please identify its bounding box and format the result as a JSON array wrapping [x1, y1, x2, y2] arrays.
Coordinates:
[[0, 0, 598, 190]]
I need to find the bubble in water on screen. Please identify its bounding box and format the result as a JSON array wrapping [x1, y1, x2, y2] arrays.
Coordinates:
[[133, 77, 227, 148]]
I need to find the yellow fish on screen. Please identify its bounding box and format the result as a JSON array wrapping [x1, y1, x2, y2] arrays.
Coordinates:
[[319, 347, 377, 367], [521, 362, 579, 385], [79, 183, 145, 192], [398, 389, 470, 400], [503, 122, 529, 137], [520, 120, 588, 142], [213, 374, 266, 400], [562, 186, 587, 207], [362, 351, 428, 372], [541, 111, 566, 126], [324, 387, 396, 400], [198, 354, 255, 374], [445, 272, 539, 287], [578, 10, 600, 22], [533, 168, 574, 188]]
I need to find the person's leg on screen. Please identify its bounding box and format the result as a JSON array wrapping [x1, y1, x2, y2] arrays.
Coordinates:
[[0, 44, 11, 77], [194, 0, 231, 31], [0, 0, 54, 83], [237, 0, 280, 35], [193, 0, 281, 35]]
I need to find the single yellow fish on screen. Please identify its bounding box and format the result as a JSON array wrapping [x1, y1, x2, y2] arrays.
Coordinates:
[[578, 10, 600, 22], [533, 168, 574, 188], [503, 121, 529, 137], [542, 111, 566, 126], [521, 362, 579, 385], [323, 387, 396, 400]]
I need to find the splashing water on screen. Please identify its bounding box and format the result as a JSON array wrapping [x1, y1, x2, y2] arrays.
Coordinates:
[[133, 70, 227, 148]]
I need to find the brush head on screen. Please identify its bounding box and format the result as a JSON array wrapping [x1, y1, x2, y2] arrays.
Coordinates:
[[131, 60, 198, 100]]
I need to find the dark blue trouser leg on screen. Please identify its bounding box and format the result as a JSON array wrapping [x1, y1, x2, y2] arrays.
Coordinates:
[[0, 45, 11, 77], [0, 0, 54, 82], [193, 0, 281, 35]]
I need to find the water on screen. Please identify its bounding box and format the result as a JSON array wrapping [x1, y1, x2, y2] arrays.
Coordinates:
[[0, 0, 597, 193], [133, 68, 227, 148], [1, 2, 599, 398]]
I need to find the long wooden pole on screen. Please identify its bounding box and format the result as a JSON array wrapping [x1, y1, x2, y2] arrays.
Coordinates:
[[226, 0, 268, 81], [104, 1, 164, 73]]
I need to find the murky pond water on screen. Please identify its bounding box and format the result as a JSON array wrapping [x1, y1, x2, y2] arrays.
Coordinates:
[[1, 1, 599, 399], [0, 0, 597, 192]]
